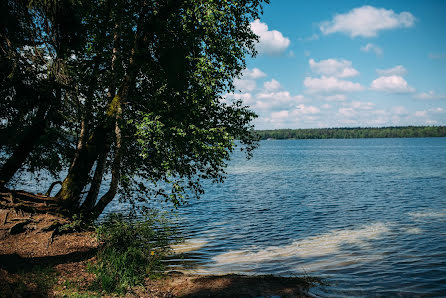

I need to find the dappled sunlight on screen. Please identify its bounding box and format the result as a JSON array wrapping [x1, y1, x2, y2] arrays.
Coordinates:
[[212, 222, 391, 265]]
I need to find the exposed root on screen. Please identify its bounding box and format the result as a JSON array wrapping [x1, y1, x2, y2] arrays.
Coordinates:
[[0, 189, 65, 216]]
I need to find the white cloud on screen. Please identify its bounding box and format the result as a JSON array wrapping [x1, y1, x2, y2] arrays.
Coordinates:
[[414, 90, 446, 100], [294, 104, 320, 115], [429, 107, 446, 113], [320, 6, 415, 38], [309, 58, 359, 78], [263, 79, 281, 91], [370, 75, 415, 93], [338, 107, 356, 117], [234, 78, 256, 92], [254, 91, 305, 110], [361, 43, 383, 55], [271, 110, 289, 120], [242, 67, 267, 80], [392, 106, 409, 115], [376, 65, 407, 76], [304, 76, 364, 94], [345, 101, 375, 110], [415, 111, 427, 117], [251, 19, 291, 55], [233, 67, 267, 92], [223, 92, 252, 102], [323, 94, 347, 101], [321, 104, 332, 109], [300, 34, 319, 41], [269, 105, 321, 125]]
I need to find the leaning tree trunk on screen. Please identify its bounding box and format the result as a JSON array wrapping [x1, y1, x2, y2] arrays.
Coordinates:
[[56, 20, 123, 211], [55, 122, 113, 209], [80, 147, 109, 211], [90, 109, 122, 219]]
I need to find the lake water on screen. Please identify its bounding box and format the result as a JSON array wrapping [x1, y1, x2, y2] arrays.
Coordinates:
[[14, 138, 446, 296], [164, 138, 446, 296]]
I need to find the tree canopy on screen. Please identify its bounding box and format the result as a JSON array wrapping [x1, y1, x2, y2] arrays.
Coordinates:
[[1, 0, 267, 219]]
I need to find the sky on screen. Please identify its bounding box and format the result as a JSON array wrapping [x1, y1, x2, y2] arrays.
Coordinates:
[[227, 0, 446, 129]]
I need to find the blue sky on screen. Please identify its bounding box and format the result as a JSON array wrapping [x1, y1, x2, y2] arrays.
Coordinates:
[[228, 0, 446, 129]]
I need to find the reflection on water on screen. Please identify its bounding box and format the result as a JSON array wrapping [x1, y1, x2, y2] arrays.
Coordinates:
[[213, 222, 390, 264], [171, 239, 209, 254], [408, 209, 446, 219]]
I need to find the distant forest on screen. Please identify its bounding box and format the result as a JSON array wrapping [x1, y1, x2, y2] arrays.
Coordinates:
[[256, 126, 446, 140]]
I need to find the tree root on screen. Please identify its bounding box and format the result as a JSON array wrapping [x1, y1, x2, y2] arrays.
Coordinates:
[[0, 189, 66, 216]]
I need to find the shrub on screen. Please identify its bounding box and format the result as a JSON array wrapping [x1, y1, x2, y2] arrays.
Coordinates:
[[90, 211, 175, 294]]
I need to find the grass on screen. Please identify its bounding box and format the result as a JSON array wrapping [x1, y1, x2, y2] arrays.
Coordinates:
[[88, 211, 176, 294]]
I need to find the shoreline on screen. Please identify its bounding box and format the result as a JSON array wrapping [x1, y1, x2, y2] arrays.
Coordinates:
[[0, 207, 319, 297]]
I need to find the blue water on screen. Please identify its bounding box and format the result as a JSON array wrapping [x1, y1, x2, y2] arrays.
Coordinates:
[[167, 138, 446, 296], [14, 138, 446, 296]]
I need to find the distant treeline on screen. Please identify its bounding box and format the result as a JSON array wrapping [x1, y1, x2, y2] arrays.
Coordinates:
[[256, 126, 446, 140]]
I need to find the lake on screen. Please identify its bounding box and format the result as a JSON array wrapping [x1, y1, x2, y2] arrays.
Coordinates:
[[15, 137, 446, 296], [162, 138, 446, 296]]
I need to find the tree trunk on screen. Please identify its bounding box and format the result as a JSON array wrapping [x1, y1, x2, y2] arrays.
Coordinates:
[[91, 105, 122, 219], [55, 122, 113, 209], [80, 147, 109, 211], [0, 104, 50, 189]]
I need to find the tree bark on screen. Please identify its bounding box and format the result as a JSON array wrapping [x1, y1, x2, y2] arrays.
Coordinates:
[[91, 112, 122, 219], [80, 147, 109, 211]]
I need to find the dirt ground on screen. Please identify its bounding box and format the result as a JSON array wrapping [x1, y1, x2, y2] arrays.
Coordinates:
[[0, 207, 316, 297]]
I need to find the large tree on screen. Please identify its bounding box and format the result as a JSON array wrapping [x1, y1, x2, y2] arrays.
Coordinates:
[[1, 0, 266, 220]]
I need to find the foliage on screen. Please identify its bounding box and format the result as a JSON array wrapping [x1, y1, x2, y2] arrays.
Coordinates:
[[257, 126, 446, 140], [89, 212, 176, 294], [0, 0, 82, 180], [1, 0, 266, 219]]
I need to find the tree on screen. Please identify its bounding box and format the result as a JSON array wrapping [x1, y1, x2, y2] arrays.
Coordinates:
[[0, 0, 84, 188], [1, 0, 266, 220]]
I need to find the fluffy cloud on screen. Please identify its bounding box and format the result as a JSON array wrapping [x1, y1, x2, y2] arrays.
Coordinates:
[[304, 76, 364, 94], [233, 67, 267, 92], [360, 43, 383, 55], [414, 90, 446, 100], [263, 79, 281, 91], [320, 6, 415, 38], [370, 75, 415, 93], [323, 94, 347, 101], [414, 107, 445, 119], [269, 105, 321, 124], [242, 67, 267, 79], [338, 101, 375, 117], [294, 104, 320, 115], [254, 91, 305, 110], [415, 110, 427, 117], [376, 65, 407, 76], [309, 58, 359, 78], [345, 101, 375, 110], [234, 78, 256, 92], [250, 19, 290, 55], [392, 106, 409, 115]]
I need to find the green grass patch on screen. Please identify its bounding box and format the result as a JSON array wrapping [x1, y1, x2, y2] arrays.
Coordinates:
[[88, 211, 176, 294]]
